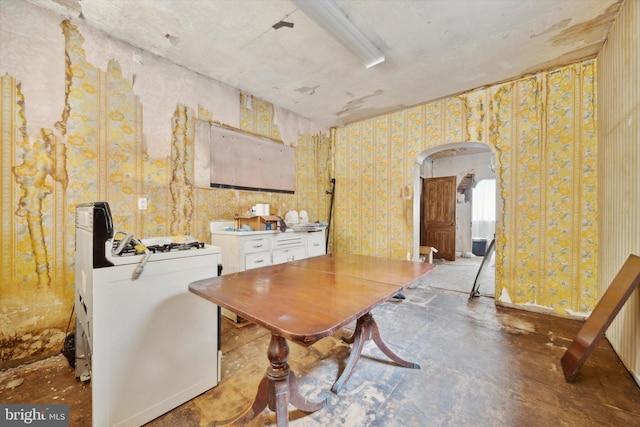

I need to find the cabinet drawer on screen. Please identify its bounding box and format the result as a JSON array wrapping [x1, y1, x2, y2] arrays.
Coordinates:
[[272, 246, 306, 265], [245, 252, 272, 270], [273, 234, 305, 249], [244, 238, 270, 254], [307, 231, 325, 257]]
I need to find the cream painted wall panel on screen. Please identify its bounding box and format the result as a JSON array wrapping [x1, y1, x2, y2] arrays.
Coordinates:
[[597, 0, 640, 385]]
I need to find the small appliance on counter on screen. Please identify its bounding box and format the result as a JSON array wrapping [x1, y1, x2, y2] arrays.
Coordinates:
[[299, 209, 309, 223], [285, 209, 299, 225], [74, 202, 221, 427]]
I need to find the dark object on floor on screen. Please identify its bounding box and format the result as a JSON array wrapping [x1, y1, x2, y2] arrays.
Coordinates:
[[561, 254, 640, 382], [472, 238, 488, 256], [392, 293, 406, 300], [62, 333, 76, 368]]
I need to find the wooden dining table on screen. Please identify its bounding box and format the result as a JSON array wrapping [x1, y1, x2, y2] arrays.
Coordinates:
[[188, 253, 435, 426]]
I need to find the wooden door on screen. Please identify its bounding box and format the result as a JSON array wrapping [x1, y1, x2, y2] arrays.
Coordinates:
[[421, 176, 456, 261]]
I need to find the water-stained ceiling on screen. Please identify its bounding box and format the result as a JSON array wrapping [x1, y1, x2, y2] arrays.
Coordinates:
[[27, 0, 623, 127]]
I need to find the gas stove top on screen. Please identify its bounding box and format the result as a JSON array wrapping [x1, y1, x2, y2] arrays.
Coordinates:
[[105, 235, 219, 265], [145, 241, 205, 253], [113, 241, 206, 256], [111, 235, 206, 255]]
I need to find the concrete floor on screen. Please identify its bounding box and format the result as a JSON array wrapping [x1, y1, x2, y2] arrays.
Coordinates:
[[1, 273, 639, 426], [427, 254, 496, 297]]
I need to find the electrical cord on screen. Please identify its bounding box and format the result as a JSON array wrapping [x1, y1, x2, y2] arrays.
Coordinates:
[[131, 237, 150, 280], [111, 231, 150, 280]]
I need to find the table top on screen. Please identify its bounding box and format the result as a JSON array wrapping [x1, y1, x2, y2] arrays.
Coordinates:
[[287, 253, 435, 287], [188, 254, 435, 345]]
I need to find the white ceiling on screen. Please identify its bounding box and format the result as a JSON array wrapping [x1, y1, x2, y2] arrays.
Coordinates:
[[27, 0, 622, 128]]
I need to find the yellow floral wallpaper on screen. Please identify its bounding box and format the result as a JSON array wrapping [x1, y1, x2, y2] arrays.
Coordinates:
[[333, 60, 598, 315], [0, 10, 597, 367], [0, 21, 330, 366]]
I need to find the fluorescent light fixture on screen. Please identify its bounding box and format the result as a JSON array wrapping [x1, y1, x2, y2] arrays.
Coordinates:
[[292, 0, 385, 68]]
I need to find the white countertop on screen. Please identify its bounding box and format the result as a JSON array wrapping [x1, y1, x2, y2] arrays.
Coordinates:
[[210, 230, 282, 236], [211, 228, 325, 236]]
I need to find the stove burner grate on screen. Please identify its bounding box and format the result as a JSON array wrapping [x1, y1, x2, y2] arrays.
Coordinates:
[[112, 238, 205, 256], [146, 241, 205, 253]]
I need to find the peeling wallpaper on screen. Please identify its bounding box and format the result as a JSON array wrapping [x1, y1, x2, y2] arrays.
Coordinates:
[[0, 0, 603, 369], [76, 17, 241, 160], [0, 10, 330, 367], [333, 60, 598, 316]]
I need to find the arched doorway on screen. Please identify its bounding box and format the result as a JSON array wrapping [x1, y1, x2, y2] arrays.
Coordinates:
[[412, 142, 496, 295]]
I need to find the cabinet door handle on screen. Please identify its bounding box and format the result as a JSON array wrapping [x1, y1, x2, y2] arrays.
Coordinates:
[[255, 259, 264, 264], [253, 244, 263, 248]]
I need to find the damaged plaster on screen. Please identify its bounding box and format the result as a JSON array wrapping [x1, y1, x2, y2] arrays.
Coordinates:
[[547, 3, 622, 47], [339, 89, 384, 116], [0, 0, 66, 141], [169, 104, 195, 236], [73, 19, 240, 160], [519, 2, 623, 76], [13, 128, 68, 288], [295, 85, 319, 96], [531, 19, 572, 39]]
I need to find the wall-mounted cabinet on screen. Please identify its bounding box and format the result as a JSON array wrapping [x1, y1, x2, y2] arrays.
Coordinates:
[[208, 123, 295, 193]]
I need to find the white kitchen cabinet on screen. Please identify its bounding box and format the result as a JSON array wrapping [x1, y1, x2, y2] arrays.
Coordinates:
[[209, 232, 272, 321], [243, 237, 272, 270], [245, 251, 272, 270], [244, 237, 270, 254], [307, 230, 325, 257], [211, 227, 326, 322], [272, 233, 306, 265], [273, 246, 307, 264]]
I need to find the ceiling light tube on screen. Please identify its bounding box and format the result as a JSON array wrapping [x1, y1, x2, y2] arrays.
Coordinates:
[[292, 0, 385, 68]]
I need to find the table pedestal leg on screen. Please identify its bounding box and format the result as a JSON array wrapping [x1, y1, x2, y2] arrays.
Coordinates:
[[213, 334, 326, 427], [332, 312, 420, 393]]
